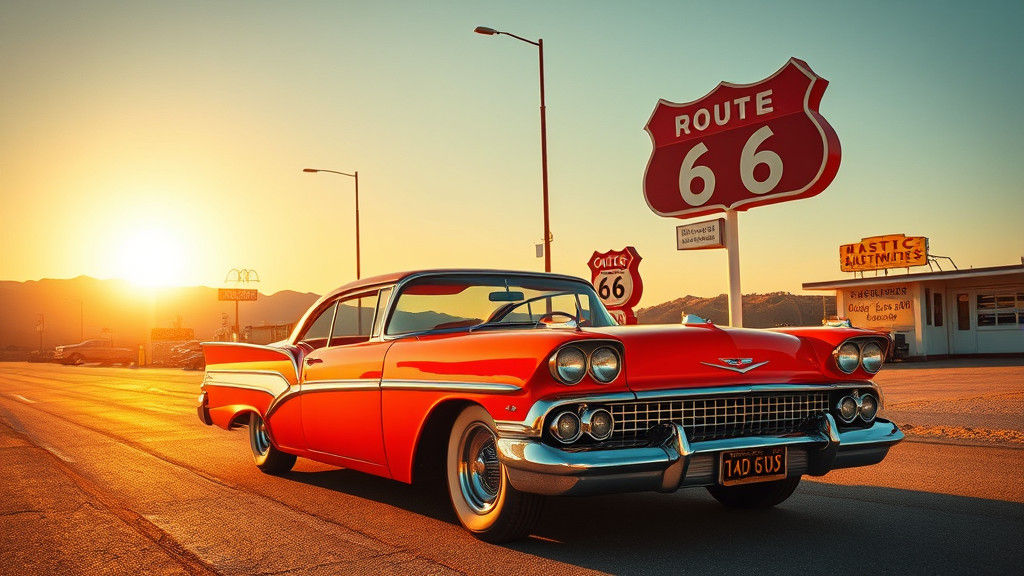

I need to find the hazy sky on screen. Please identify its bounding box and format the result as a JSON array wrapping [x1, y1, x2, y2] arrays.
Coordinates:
[[2, 0, 1022, 308]]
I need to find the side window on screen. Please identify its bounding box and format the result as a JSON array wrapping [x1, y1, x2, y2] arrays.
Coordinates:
[[329, 291, 378, 346], [299, 303, 337, 350], [933, 293, 943, 327]]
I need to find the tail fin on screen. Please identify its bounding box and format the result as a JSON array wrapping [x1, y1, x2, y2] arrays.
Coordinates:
[[202, 342, 300, 385], [200, 342, 300, 429]]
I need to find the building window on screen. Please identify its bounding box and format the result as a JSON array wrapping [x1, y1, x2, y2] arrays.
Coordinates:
[[977, 292, 1024, 328], [957, 294, 970, 331], [933, 293, 943, 327], [925, 288, 932, 325]]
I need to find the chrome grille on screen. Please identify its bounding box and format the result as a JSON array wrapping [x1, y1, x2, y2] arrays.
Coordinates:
[[608, 392, 829, 444]]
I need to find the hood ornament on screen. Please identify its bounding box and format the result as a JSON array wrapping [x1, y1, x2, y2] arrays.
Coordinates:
[[701, 358, 769, 374]]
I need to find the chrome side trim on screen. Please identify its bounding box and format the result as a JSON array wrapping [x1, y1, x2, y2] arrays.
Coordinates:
[[495, 420, 537, 438], [302, 379, 380, 392], [204, 369, 291, 397], [380, 380, 522, 393]]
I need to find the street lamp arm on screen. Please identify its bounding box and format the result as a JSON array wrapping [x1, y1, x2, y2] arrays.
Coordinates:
[[497, 30, 539, 46], [303, 168, 356, 178]]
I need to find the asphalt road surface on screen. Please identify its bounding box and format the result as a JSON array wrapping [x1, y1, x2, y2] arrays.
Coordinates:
[[1, 362, 1022, 576]]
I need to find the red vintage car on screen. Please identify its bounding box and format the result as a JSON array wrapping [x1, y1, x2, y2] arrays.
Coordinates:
[[198, 269, 903, 542]]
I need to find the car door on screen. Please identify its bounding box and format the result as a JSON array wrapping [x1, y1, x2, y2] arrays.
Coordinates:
[[300, 288, 393, 474]]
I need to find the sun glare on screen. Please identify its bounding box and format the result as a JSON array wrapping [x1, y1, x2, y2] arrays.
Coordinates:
[[114, 227, 187, 286]]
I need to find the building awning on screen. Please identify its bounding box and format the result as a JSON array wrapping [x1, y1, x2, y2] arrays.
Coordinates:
[[803, 264, 1024, 291]]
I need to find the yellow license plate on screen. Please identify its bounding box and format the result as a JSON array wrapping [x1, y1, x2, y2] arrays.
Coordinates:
[[719, 447, 787, 486]]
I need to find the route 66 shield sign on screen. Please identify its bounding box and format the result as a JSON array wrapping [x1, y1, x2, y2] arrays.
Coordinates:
[[589, 247, 643, 324], [643, 58, 841, 219]]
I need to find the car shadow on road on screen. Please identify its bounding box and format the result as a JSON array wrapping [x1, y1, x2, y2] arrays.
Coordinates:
[[282, 467, 1024, 574], [283, 467, 456, 521], [511, 481, 1024, 574]]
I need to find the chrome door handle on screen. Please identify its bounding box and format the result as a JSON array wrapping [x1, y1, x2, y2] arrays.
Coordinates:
[[305, 358, 323, 365]]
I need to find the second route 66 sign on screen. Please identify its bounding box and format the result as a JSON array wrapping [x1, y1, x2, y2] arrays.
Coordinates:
[[588, 247, 643, 324]]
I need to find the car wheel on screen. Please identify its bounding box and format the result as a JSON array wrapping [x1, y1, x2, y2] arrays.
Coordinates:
[[248, 412, 296, 474], [68, 354, 84, 366], [706, 476, 801, 509], [445, 405, 543, 543]]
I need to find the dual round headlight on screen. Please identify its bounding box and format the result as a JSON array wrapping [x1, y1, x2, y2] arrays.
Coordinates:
[[835, 392, 880, 424], [549, 408, 614, 444], [834, 340, 886, 374], [550, 345, 621, 385]]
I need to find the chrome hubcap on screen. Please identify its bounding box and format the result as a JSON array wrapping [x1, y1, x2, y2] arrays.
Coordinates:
[[458, 422, 502, 514], [251, 416, 271, 456]]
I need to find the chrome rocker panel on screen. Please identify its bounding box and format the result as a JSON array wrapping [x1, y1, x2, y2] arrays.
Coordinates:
[[496, 413, 904, 496]]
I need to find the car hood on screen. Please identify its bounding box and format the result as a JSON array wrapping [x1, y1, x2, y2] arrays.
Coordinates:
[[587, 324, 827, 392]]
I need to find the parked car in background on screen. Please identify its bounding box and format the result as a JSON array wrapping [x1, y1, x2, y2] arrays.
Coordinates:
[[169, 340, 205, 370], [198, 269, 903, 542], [54, 339, 134, 366]]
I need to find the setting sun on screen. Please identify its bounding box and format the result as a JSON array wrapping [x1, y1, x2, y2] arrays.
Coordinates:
[[114, 226, 187, 286]]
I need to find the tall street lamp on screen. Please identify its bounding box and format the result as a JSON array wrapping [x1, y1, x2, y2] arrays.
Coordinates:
[[303, 168, 361, 280], [475, 25, 552, 273]]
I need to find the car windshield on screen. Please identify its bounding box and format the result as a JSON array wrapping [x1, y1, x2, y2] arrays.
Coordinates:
[[385, 274, 618, 336]]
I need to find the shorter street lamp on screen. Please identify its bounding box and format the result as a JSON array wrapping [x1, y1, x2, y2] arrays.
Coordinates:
[[303, 168, 361, 280]]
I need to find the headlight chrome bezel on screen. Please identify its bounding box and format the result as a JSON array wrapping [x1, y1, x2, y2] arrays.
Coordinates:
[[835, 342, 861, 374], [859, 393, 879, 422], [549, 410, 583, 444], [549, 346, 587, 385], [860, 342, 885, 373], [589, 346, 621, 383]]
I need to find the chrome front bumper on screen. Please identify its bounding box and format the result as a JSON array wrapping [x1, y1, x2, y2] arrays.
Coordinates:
[[496, 414, 904, 496]]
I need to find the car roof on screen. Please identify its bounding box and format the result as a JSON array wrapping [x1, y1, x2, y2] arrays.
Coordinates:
[[318, 268, 589, 302], [290, 268, 593, 345]]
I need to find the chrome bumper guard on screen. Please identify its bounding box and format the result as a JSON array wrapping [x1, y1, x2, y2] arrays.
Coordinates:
[[496, 414, 904, 496], [197, 390, 212, 426]]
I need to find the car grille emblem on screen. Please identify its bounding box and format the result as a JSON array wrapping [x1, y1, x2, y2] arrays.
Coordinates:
[[701, 358, 769, 374]]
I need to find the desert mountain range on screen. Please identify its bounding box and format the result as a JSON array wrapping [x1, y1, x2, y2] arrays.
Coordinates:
[[0, 276, 835, 350]]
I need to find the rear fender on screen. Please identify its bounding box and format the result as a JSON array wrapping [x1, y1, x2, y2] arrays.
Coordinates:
[[201, 342, 301, 433]]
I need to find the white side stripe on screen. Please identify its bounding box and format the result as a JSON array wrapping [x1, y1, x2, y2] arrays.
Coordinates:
[[204, 370, 291, 397]]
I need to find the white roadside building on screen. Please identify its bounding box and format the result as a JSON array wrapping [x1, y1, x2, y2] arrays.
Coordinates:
[[803, 263, 1024, 359]]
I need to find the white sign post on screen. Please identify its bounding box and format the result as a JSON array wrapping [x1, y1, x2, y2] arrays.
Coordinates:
[[724, 210, 742, 327]]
